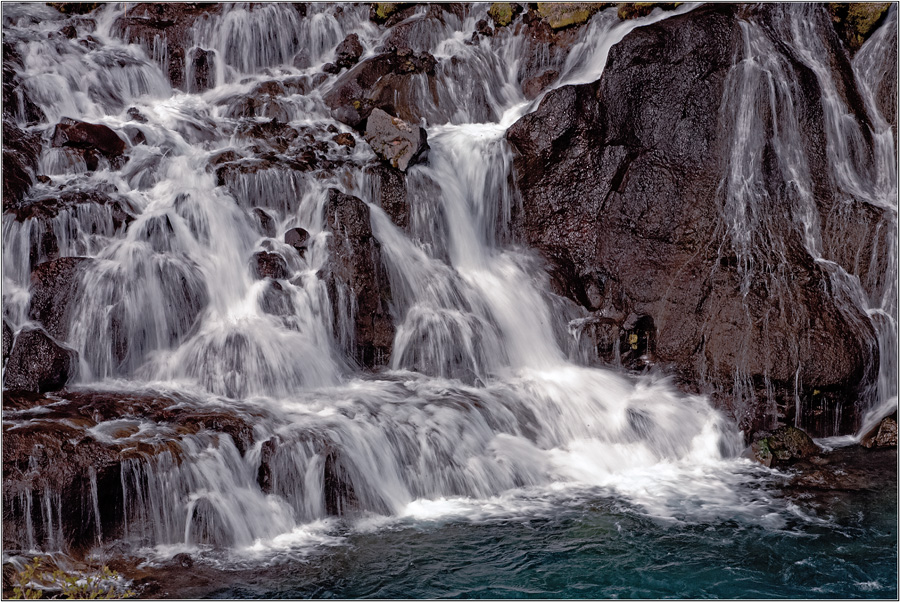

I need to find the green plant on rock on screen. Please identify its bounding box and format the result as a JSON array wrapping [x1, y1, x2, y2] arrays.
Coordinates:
[[9, 558, 135, 600], [536, 2, 607, 29], [488, 3, 515, 27], [373, 2, 400, 21], [828, 2, 891, 53], [617, 2, 681, 20]]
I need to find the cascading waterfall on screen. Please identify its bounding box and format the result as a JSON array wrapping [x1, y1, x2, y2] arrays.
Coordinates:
[[1, 2, 895, 574]]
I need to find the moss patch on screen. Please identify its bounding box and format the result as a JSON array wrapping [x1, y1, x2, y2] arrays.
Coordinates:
[[828, 2, 892, 54], [373, 2, 400, 22], [536, 2, 608, 29], [617, 3, 681, 20], [488, 2, 517, 27]]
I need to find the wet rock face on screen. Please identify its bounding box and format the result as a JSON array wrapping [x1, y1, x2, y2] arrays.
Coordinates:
[[323, 188, 394, 369], [2, 122, 41, 210], [252, 251, 288, 280], [51, 118, 128, 170], [507, 4, 879, 435], [861, 412, 898, 448], [367, 163, 409, 229], [188, 47, 216, 93], [323, 48, 438, 128], [284, 227, 310, 255], [364, 108, 428, 172], [2, 320, 13, 365], [335, 33, 364, 70], [110, 3, 222, 90], [3, 328, 77, 393], [29, 257, 95, 340]]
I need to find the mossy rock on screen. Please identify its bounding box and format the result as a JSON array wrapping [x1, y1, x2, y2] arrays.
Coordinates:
[[616, 2, 681, 20], [751, 425, 819, 467], [46, 2, 101, 14], [828, 2, 892, 54], [372, 2, 401, 22], [536, 2, 608, 29], [488, 2, 520, 27]]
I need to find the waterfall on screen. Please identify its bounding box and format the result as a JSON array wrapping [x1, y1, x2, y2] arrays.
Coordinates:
[[1, 2, 894, 562]]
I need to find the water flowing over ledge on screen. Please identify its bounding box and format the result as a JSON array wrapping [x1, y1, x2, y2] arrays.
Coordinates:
[[1, 2, 896, 597]]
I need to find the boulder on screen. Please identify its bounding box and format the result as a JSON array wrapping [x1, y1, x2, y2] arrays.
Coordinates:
[[333, 132, 356, 148], [284, 227, 310, 254], [488, 3, 521, 27], [861, 411, 898, 448], [51, 118, 127, 170], [535, 2, 604, 29], [3, 328, 77, 393], [29, 257, 94, 340], [507, 4, 879, 435], [110, 3, 221, 90], [364, 108, 428, 172], [335, 33, 364, 70], [251, 251, 288, 280], [2, 320, 12, 365], [522, 69, 559, 100], [828, 2, 892, 54], [366, 163, 409, 229], [323, 188, 394, 368], [188, 47, 215, 93], [1, 122, 41, 210], [322, 49, 437, 127]]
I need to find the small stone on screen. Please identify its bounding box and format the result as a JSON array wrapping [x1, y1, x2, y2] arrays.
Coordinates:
[[284, 227, 310, 254], [335, 33, 364, 69], [252, 251, 288, 280], [333, 132, 356, 148]]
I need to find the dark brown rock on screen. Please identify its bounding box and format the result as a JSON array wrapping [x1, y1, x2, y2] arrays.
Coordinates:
[[335, 33, 364, 69], [284, 227, 310, 254], [251, 251, 288, 280], [3, 328, 77, 393], [333, 132, 356, 148], [366, 163, 409, 229], [28, 257, 95, 340], [507, 4, 879, 436], [322, 49, 438, 127], [861, 411, 898, 448], [522, 69, 559, 100], [2, 320, 12, 365], [51, 118, 127, 170], [2, 122, 42, 210], [750, 426, 820, 467], [188, 47, 216, 93], [323, 188, 394, 368]]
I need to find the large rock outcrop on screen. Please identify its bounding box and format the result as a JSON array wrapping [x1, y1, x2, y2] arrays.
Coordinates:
[[322, 188, 394, 369], [507, 4, 883, 436], [3, 328, 77, 393]]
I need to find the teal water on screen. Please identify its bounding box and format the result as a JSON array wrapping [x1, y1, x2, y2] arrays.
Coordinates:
[[158, 452, 896, 599]]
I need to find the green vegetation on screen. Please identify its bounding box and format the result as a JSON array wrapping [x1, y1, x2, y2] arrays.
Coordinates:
[[617, 3, 681, 20], [536, 2, 606, 29], [373, 2, 400, 22], [828, 3, 891, 53], [9, 557, 135, 600], [488, 3, 516, 27]]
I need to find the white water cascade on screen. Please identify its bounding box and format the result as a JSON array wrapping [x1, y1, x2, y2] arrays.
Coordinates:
[[1, 2, 894, 560]]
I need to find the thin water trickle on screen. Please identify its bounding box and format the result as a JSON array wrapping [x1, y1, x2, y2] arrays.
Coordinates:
[[1, 2, 895, 578]]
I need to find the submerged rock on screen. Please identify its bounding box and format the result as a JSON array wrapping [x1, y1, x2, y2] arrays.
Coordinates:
[[3, 328, 77, 393], [364, 108, 428, 172], [323, 188, 394, 368]]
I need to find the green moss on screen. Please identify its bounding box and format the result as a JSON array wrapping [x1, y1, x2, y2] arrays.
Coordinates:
[[536, 2, 607, 29], [488, 3, 516, 27], [616, 2, 681, 20], [373, 2, 400, 21], [828, 2, 891, 53], [46, 2, 101, 14]]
